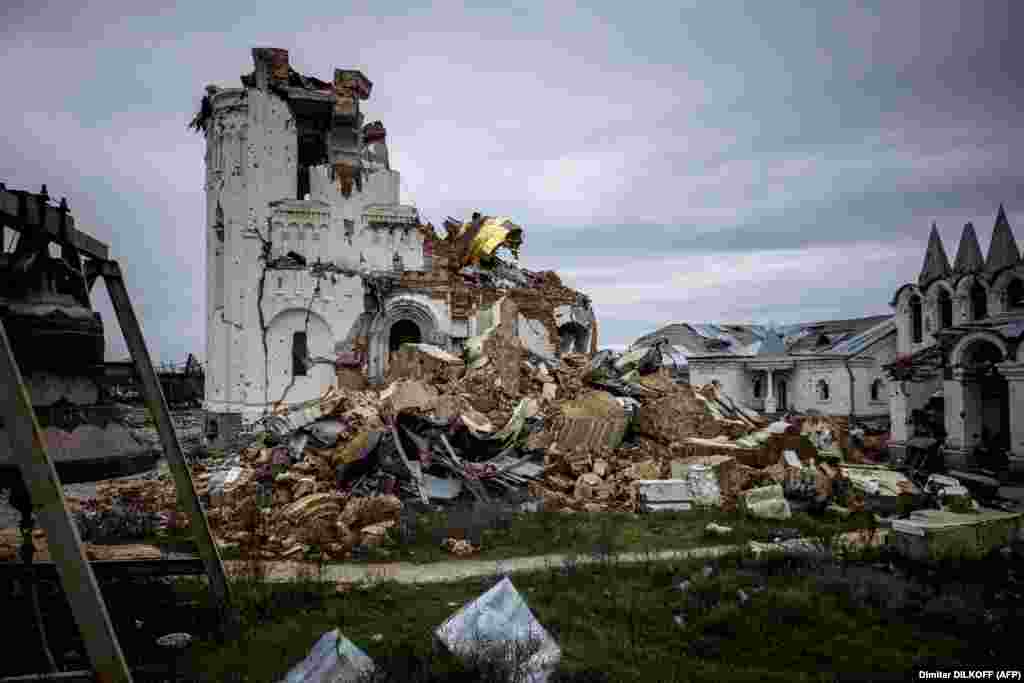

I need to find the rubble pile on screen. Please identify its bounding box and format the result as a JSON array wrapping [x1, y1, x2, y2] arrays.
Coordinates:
[[60, 292, 974, 561]]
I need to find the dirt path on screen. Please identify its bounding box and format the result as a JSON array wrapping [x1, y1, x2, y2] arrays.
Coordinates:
[[223, 545, 742, 585]]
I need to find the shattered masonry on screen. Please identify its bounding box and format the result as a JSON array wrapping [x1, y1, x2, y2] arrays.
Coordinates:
[[198, 48, 596, 441]]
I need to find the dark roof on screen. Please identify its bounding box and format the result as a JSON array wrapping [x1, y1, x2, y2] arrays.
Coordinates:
[[985, 204, 1020, 273], [633, 315, 892, 359], [918, 222, 952, 285], [953, 222, 984, 274], [785, 315, 892, 354]]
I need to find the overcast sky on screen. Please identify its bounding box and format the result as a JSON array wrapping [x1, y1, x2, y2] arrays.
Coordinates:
[[2, 1, 1021, 363]]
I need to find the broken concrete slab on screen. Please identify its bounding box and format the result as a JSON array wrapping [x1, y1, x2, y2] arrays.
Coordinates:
[[740, 484, 792, 520], [634, 480, 695, 512], [555, 391, 630, 454], [435, 577, 561, 683], [279, 628, 375, 683], [840, 464, 922, 514], [388, 343, 466, 384], [890, 508, 1023, 561]]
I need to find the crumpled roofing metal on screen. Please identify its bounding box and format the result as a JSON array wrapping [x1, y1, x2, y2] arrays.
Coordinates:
[[459, 217, 523, 266]]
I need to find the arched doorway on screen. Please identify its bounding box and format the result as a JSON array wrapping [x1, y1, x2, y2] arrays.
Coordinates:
[[389, 319, 421, 351], [960, 337, 1010, 453], [367, 298, 444, 383], [775, 377, 788, 411]]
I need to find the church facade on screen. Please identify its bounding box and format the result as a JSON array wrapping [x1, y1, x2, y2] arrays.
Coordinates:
[[887, 206, 1024, 471]]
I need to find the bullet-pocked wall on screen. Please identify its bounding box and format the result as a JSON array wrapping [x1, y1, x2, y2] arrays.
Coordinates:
[[202, 48, 599, 440], [203, 50, 421, 425]]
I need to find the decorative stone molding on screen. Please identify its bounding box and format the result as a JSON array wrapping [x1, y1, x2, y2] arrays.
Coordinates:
[[950, 330, 1009, 368], [367, 296, 444, 382]]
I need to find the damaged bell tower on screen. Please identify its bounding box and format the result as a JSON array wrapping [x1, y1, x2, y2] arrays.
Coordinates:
[[195, 48, 597, 447], [197, 48, 417, 441]]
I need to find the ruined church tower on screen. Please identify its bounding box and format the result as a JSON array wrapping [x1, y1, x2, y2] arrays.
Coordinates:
[[199, 48, 420, 438]]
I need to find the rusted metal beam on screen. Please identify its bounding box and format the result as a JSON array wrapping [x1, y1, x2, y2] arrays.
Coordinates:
[[0, 186, 109, 260], [98, 260, 237, 639], [0, 319, 133, 683]]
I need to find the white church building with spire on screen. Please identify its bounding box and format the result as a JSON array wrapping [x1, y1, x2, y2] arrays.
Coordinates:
[[888, 205, 1024, 472]]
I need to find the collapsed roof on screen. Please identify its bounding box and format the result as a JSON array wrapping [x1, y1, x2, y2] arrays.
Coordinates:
[[632, 315, 894, 365]]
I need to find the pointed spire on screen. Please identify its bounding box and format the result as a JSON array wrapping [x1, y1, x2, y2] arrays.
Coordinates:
[[918, 222, 952, 285], [985, 204, 1020, 272], [953, 222, 984, 274]]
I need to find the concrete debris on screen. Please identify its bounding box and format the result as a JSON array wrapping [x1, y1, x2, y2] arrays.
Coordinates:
[[890, 509, 1023, 561], [63, 305, 999, 563], [705, 522, 733, 536], [442, 537, 478, 556], [740, 484, 792, 520], [436, 577, 560, 683], [279, 629, 375, 683], [387, 343, 465, 385]]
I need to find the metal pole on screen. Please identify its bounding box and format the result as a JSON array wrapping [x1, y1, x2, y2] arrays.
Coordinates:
[[98, 260, 237, 639], [0, 319, 134, 683]]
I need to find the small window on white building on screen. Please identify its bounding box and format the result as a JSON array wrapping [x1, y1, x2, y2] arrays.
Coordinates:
[[753, 377, 763, 398], [817, 379, 830, 401], [870, 378, 884, 402], [292, 331, 308, 377], [344, 219, 355, 240], [277, 276, 284, 289]]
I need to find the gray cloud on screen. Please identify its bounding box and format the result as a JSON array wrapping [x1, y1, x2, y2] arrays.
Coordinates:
[[1, 0, 1020, 359]]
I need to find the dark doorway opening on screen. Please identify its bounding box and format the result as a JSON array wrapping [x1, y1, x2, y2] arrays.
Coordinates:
[[970, 282, 988, 320], [389, 319, 421, 352]]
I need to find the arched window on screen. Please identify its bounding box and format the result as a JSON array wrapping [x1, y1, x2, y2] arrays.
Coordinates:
[[817, 379, 830, 401], [909, 295, 923, 343], [970, 282, 988, 320], [870, 378, 884, 402], [937, 288, 953, 329], [1007, 278, 1024, 309], [753, 377, 763, 398]]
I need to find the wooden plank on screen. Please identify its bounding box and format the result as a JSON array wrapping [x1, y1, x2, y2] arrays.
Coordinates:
[[0, 320, 133, 683], [99, 260, 237, 638], [0, 188, 109, 260], [0, 557, 208, 580]]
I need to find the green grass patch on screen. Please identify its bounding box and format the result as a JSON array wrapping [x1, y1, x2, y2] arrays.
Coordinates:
[[177, 546, 1020, 682], [379, 504, 877, 564]]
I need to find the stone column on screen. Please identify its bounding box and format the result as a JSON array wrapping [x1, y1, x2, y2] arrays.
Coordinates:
[[890, 381, 910, 443], [943, 376, 965, 450], [998, 362, 1024, 474], [764, 369, 777, 414]]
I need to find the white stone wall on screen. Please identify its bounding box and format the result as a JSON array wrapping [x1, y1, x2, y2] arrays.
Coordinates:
[[263, 308, 336, 407], [790, 363, 852, 415], [890, 376, 939, 443], [689, 362, 746, 400]]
